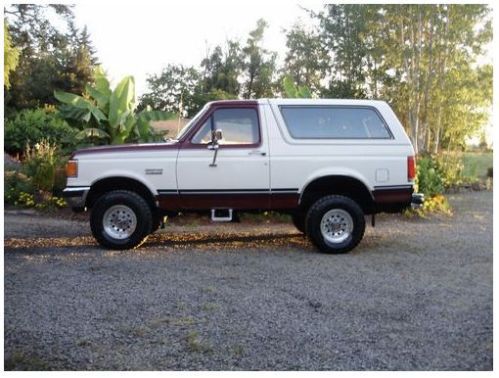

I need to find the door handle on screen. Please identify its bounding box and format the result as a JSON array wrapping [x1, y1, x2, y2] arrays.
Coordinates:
[[248, 151, 266, 156]]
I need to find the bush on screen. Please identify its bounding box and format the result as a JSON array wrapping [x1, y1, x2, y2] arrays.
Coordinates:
[[416, 156, 444, 197], [4, 107, 80, 155], [435, 153, 466, 188], [23, 140, 58, 193], [4, 171, 34, 205]]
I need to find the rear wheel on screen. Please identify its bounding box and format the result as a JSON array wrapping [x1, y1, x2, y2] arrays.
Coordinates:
[[90, 190, 153, 250], [305, 195, 365, 254]]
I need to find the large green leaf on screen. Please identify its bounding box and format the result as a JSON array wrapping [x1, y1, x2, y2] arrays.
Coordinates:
[[85, 66, 112, 111], [55, 90, 107, 125], [86, 84, 109, 110], [94, 66, 112, 97], [58, 104, 91, 122], [108, 76, 135, 128], [54, 90, 91, 109]]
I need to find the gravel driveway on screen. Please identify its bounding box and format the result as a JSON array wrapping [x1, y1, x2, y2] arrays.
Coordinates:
[[4, 191, 492, 370]]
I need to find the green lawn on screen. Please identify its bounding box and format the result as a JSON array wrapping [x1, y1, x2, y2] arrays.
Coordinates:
[[462, 152, 493, 179]]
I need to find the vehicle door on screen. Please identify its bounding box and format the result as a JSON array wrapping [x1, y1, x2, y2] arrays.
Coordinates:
[[176, 104, 270, 209]]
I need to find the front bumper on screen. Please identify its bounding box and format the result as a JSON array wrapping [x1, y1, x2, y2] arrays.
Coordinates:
[[62, 186, 90, 210], [411, 193, 425, 209]]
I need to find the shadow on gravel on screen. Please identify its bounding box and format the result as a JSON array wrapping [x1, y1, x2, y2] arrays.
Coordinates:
[[4, 232, 313, 253]]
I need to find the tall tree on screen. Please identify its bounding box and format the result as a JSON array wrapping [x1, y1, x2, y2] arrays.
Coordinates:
[[241, 19, 277, 99], [4, 4, 98, 110], [4, 21, 19, 89], [139, 64, 203, 117], [282, 22, 325, 94], [314, 4, 492, 153], [317, 5, 375, 98], [201, 40, 242, 96]]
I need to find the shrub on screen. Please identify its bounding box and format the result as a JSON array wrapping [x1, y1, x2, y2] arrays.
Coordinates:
[[435, 153, 466, 188], [416, 156, 444, 197], [23, 139, 58, 193], [4, 107, 80, 155], [4, 171, 34, 205]]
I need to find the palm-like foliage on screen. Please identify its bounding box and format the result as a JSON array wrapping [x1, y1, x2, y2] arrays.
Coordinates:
[[55, 67, 175, 144]]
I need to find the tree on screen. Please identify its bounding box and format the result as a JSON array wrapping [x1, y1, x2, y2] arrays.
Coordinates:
[[138, 64, 204, 118], [377, 4, 492, 153], [282, 22, 326, 94], [4, 21, 19, 89], [313, 4, 492, 153], [4, 4, 98, 110], [241, 19, 277, 99], [280, 75, 312, 98], [201, 40, 242, 96], [317, 5, 375, 98]]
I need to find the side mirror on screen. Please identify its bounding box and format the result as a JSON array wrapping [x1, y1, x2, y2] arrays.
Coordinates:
[[208, 129, 223, 166]]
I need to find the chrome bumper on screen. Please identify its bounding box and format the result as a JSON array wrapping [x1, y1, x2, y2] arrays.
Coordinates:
[[62, 186, 90, 210], [411, 193, 425, 209]]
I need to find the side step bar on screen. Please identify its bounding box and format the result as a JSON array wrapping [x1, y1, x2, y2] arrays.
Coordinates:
[[211, 209, 233, 222]]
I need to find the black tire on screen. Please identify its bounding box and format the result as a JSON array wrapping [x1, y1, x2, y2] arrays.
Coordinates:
[[291, 212, 306, 234], [151, 212, 163, 233], [90, 190, 153, 250], [305, 195, 365, 254]]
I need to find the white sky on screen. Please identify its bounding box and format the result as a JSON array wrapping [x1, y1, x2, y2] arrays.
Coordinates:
[[73, 0, 325, 96]]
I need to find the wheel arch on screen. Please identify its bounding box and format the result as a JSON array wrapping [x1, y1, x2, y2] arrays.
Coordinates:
[[86, 176, 158, 212], [299, 175, 375, 214]]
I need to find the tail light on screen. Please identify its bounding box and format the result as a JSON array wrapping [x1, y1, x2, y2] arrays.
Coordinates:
[[66, 160, 78, 178], [407, 156, 416, 181]]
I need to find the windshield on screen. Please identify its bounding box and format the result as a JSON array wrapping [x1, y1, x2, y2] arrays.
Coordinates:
[[175, 104, 210, 140]]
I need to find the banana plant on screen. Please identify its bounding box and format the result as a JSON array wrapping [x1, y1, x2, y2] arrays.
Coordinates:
[[55, 67, 175, 144]]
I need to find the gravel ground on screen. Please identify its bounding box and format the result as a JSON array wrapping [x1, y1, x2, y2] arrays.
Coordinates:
[[4, 191, 493, 370]]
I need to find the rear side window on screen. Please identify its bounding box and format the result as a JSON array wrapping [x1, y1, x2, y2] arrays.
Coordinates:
[[279, 106, 392, 139]]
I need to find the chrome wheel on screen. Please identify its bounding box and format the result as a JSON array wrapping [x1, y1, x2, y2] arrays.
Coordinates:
[[320, 208, 354, 244], [103, 204, 137, 240]]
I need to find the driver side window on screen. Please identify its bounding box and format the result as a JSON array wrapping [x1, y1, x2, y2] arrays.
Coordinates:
[[191, 108, 260, 145]]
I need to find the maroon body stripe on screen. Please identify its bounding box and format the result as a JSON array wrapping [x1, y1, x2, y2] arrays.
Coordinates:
[[372, 187, 412, 204], [157, 192, 299, 211]]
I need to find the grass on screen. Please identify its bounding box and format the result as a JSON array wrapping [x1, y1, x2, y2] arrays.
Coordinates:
[[462, 151, 493, 179], [201, 302, 220, 312], [185, 331, 212, 353], [149, 316, 197, 328]]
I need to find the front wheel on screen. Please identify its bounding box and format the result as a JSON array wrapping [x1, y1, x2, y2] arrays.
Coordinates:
[[90, 190, 153, 250], [305, 195, 365, 254], [291, 212, 306, 234]]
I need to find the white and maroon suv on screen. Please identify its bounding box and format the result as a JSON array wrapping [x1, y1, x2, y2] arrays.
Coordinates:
[[63, 99, 423, 253]]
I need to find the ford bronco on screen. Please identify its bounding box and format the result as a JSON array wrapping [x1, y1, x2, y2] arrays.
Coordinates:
[[63, 99, 424, 253]]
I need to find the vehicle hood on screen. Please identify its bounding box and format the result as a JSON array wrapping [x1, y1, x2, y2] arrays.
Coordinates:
[[71, 141, 179, 158]]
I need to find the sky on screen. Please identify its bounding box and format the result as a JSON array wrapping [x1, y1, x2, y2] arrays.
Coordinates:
[[73, 0, 325, 96]]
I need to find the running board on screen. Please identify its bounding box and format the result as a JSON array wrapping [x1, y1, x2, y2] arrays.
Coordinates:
[[211, 209, 233, 222]]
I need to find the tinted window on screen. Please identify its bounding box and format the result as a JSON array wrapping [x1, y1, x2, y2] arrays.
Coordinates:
[[192, 108, 260, 145], [279, 106, 391, 139]]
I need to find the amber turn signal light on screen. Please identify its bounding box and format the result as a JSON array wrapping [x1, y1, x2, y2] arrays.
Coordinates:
[[66, 160, 78, 178]]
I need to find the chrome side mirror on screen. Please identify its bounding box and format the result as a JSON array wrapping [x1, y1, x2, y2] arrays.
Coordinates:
[[208, 129, 223, 166], [213, 129, 223, 143]]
